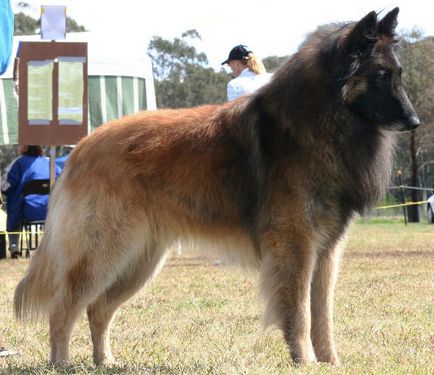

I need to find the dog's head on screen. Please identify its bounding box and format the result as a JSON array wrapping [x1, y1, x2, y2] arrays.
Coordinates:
[[335, 7, 420, 132]]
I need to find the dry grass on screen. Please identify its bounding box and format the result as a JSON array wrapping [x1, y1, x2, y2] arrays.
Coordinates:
[[0, 221, 433, 374]]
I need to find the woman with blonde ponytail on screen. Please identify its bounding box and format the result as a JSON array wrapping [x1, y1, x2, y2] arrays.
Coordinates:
[[222, 44, 272, 101]]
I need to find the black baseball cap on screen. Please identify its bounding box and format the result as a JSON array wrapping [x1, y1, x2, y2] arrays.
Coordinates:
[[221, 45, 252, 65]]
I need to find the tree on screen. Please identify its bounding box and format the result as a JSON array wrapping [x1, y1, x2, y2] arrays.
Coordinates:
[[14, 11, 39, 35], [396, 30, 434, 221], [263, 55, 290, 72], [148, 30, 228, 108], [66, 18, 86, 33]]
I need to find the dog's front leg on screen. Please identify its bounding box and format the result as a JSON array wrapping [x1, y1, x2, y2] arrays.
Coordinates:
[[310, 238, 344, 365], [260, 235, 317, 364]]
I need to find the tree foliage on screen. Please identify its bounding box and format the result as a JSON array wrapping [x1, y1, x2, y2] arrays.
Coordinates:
[[148, 29, 207, 81], [66, 18, 86, 33], [263, 55, 290, 72], [14, 11, 39, 35], [148, 30, 228, 108], [394, 30, 434, 221], [398, 31, 434, 185]]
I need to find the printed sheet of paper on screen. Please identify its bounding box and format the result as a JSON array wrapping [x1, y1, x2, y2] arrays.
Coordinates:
[[58, 57, 85, 125], [27, 60, 53, 125], [41, 5, 66, 40]]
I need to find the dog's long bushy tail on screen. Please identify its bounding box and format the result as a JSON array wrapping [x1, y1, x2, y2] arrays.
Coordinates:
[[14, 233, 55, 322]]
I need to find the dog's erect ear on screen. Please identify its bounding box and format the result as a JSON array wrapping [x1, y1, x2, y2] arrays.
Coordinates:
[[378, 7, 399, 36], [344, 11, 378, 56]]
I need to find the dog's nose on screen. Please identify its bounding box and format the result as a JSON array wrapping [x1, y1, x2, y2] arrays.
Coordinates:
[[406, 114, 420, 130]]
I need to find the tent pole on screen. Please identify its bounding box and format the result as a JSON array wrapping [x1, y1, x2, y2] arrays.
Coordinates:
[[49, 145, 56, 189]]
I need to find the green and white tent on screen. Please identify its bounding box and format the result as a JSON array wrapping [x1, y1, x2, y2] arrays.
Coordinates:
[[0, 33, 156, 145]]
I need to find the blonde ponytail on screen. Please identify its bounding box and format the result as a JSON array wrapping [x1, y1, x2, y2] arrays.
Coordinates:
[[245, 53, 266, 74]]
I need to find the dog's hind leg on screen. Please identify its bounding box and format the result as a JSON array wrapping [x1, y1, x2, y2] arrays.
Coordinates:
[[260, 232, 317, 365], [310, 238, 344, 365], [87, 243, 168, 366], [47, 234, 146, 366], [48, 252, 103, 367], [49, 300, 83, 367]]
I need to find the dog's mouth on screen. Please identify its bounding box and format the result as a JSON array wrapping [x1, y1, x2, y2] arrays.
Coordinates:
[[380, 115, 420, 133], [348, 106, 420, 133], [385, 123, 419, 133]]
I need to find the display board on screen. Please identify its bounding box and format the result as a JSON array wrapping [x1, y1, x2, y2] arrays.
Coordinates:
[[18, 41, 88, 145]]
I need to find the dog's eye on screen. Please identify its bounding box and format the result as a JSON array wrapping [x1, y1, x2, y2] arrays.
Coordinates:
[[376, 69, 389, 80]]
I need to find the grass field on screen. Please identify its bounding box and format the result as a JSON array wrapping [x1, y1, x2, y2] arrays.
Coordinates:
[[0, 221, 433, 374]]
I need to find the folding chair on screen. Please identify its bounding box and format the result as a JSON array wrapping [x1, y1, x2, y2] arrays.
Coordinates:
[[20, 179, 50, 258]]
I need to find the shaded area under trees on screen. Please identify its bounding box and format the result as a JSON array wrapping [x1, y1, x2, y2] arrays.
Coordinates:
[[395, 30, 434, 222]]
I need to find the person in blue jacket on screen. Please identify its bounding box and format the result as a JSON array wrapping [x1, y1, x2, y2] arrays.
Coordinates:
[[1, 145, 61, 258]]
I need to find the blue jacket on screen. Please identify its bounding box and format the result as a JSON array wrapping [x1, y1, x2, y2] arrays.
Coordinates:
[[55, 154, 69, 170], [0, 0, 14, 75], [2, 155, 61, 231]]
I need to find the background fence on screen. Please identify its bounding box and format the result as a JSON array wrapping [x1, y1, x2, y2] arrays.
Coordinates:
[[366, 185, 433, 224]]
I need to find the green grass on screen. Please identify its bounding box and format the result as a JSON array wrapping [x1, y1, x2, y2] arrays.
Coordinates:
[[1, 222, 433, 374]]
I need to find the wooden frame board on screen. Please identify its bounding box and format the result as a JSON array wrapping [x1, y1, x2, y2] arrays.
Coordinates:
[[18, 41, 88, 145]]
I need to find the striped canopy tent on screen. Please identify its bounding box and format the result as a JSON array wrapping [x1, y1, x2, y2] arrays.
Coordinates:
[[0, 32, 156, 145]]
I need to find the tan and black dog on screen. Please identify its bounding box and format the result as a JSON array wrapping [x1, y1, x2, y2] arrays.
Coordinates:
[[15, 7, 419, 367]]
